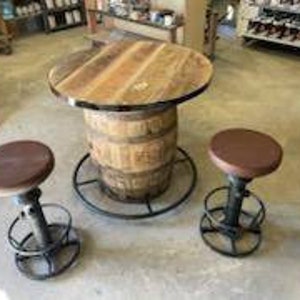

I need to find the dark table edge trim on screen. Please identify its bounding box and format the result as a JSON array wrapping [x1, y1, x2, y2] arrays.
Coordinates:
[[48, 76, 213, 112]]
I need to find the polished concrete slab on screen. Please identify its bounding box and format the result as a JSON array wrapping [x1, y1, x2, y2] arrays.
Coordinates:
[[1, 27, 300, 300]]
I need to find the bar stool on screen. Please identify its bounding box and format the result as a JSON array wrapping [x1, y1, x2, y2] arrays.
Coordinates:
[[0, 141, 80, 280], [200, 129, 283, 257]]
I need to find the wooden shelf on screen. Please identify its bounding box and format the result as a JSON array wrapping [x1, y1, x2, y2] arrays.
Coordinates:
[[88, 10, 184, 31], [86, 6, 184, 44], [48, 21, 83, 31], [263, 5, 300, 14]]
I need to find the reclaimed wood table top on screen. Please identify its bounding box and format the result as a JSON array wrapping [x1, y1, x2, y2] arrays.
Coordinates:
[[48, 40, 213, 111]]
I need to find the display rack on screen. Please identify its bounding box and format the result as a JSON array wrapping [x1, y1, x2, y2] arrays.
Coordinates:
[[1, 0, 45, 36], [85, 0, 211, 52], [41, 0, 85, 33], [84, 0, 221, 55], [0, 13, 12, 54], [238, 0, 300, 48], [0, 0, 85, 35], [85, 0, 184, 43]]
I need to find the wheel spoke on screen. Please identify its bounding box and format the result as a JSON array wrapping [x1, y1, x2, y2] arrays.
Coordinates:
[[249, 207, 264, 228], [230, 239, 238, 256], [16, 254, 29, 262], [201, 226, 218, 233], [77, 179, 98, 186], [146, 199, 153, 214], [247, 227, 261, 235], [174, 158, 188, 165], [44, 254, 55, 274], [10, 236, 21, 248]]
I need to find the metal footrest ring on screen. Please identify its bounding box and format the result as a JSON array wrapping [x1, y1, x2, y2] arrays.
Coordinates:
[[73, 147, 197, 220], [7, 204, 80, 280]]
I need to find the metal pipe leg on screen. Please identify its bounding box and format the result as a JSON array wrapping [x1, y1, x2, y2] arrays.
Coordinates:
[[223, 176, 250, 228], [13, 188, 51, 248]]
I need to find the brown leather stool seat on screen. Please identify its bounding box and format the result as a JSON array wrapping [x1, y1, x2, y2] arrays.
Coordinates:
[[209, 128, 283, 179], [0, 141, 54, 197]]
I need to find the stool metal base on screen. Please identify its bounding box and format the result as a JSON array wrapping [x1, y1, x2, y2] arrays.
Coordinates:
[[73, 147, 197, 220], [200, 185, 266, 257], [8, 204, 80, 280]]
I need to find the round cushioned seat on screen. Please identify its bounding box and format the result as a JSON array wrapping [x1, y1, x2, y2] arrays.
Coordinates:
[[0, 141, 54, 197], [209, 129, 283, 179]]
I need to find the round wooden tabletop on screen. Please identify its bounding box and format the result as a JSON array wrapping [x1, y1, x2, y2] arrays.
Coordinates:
[[48, 40, 213, 111]]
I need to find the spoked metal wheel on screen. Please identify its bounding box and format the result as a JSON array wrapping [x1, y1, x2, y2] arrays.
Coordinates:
[[200, 186, 266, 257], [8, 204, 80, 280]]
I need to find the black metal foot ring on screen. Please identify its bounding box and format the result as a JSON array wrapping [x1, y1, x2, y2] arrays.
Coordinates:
[[200, 209, 262, 257], [203, 186, 266, 232], [200, 186, 266, 257], [7, 204, 80, 280], [73, 147, 197, 220], [15, 226, 80, 280], [8, 204, 72, 256]]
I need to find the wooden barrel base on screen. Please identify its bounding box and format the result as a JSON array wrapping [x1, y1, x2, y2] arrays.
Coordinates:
[[97, 161, 173, 203], [84, 106, 178, 203], [100, 173, 171, 204]]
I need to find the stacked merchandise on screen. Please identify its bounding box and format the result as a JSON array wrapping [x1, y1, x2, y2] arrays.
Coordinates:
[[242, 0, 300, 46], [107, 0, 181, 27], [247, 10, 300, 42], [15, 2, 42, 17], [43, 0, 83, 31]]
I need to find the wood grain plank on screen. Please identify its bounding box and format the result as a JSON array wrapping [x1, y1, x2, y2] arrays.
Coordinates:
[[117, 44, 193, 103], [55, 41, 135, 98], [82, 42, 165, 102], [48, 41, 213, 110]]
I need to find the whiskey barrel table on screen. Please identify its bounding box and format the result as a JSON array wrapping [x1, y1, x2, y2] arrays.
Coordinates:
[[48, 40, 213, 219]]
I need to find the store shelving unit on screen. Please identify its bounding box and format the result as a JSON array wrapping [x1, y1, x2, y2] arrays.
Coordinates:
[[0, 13, 12, 54], [85, 0, 213, 52], [41, 0, 86, 33], [1, 0, 45, 35], [237, 0, 300, 49], [85, 0, 184, 43], [0, 0, 86, 35]]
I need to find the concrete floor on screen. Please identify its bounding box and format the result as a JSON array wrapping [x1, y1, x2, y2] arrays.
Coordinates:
[[1, 27, 300, 300]]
